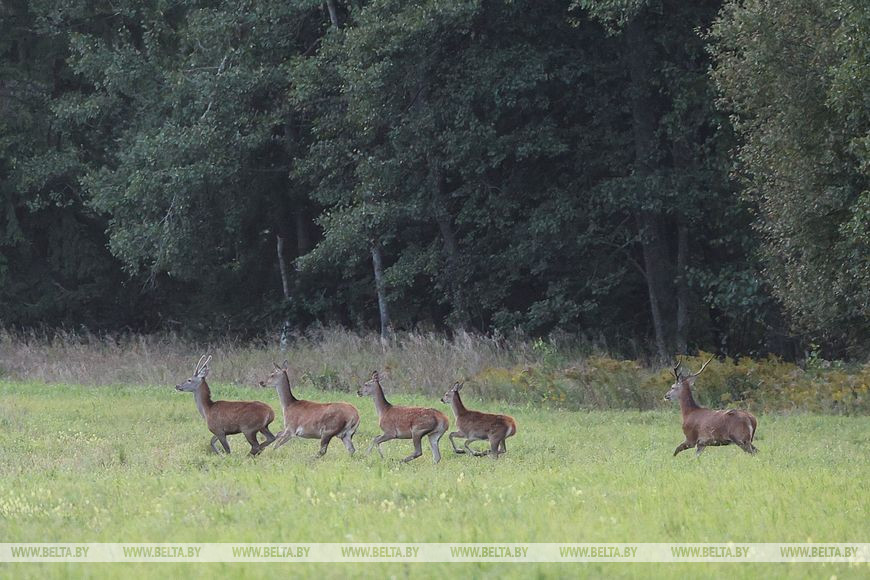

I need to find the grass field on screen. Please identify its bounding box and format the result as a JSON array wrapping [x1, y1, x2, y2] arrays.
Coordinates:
[[1, 380, 868, 579]]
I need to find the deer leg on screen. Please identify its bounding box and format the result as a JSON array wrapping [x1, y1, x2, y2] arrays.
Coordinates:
[[449, 431, 466, 454], [217, 434, 231, 454], [499, 438, 507, 454], [738, 441, 758, 455], [402, 432, 425, 463], [428, 430, 444, 464], [463, 436, 487, 456], [209, 436, 223, 454], [341, 432, 356, 455], [673, 440, 693, 456], [346, 420, 359, 451], [367, 433, 393, 458], [273, 428, 294, 450], [489, 437, 501, 459], [259, 427, 276, 449], [316, 434, 334, 457], [695, 444, 707, 458], [244, 431, 262, 456]]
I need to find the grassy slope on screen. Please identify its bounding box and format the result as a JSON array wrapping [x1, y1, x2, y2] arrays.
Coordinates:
[[0, 381, 868, 579]]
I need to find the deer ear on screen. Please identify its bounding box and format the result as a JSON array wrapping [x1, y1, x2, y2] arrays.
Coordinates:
[[282, 359, 289, 369], [198, 365, 210, 379], [371, 370, 379, 380], [453, 381, 464, 391]]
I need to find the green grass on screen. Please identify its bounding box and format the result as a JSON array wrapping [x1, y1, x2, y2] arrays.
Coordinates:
[[0, 380, 868, 579]]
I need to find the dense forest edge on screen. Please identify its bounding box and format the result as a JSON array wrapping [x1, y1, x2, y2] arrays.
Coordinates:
[[1, 0, 868, 360]]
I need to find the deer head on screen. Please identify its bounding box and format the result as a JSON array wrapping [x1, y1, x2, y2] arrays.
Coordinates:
[[357, 371, 380, 397], [176, 355, 211, 392], [440, 381, 463, 404], [664, 356, 713, 401], [259, 359, 289, 388]]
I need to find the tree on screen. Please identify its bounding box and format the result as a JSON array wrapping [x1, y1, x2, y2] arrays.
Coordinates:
[[0, 0, 149, 329], [45, 0, 331, 333], [711, 0, 870, 354], [574, 0, 765, 359], [0, 0, 817, 359]]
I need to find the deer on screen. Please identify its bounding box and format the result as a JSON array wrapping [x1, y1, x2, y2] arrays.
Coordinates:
[[664, 356, 758, 457], [258, 360, 360, 457], [175, 355, 276, 456], [440, 381, 517, 459], [357, 371, 449, 463]]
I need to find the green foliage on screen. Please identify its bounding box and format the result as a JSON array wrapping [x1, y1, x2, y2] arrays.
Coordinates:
[[0, 0, 866, 358], [59, 0, 304, 274], [292, 0, 766, 348], [300, 367, 351, 393], [0, 0, 145, 328], [710, 0, 870, 351]]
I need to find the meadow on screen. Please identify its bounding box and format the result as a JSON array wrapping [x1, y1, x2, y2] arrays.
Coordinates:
[[1, 376, 868, 579]]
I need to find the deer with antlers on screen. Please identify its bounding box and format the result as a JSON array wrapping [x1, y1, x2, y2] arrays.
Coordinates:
[[259, 360, 360, 457], [441, 381, 516, 458], [357, 371, 449, 463], [665, 356, 758, 457], [175, 355, 277, 455]]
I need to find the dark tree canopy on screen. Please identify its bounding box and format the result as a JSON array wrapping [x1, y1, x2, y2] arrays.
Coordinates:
[[0, 0, 866, 358]]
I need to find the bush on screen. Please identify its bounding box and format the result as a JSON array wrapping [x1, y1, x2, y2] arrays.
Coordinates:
[[469, 351, 870, 414]]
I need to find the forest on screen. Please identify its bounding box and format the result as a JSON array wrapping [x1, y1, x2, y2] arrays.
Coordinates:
[[1, 0, 868, 360]]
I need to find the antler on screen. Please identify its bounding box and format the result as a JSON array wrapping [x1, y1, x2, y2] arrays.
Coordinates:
[[672, 356, 683, 379], [688, 356, 714, 378], [194, 355, 208, 375], [197, 355, 212, 376]]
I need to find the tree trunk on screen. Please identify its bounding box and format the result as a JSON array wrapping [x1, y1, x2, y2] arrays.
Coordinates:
[[276, 234, 292, 348], [636, 213, 669, 361], [371, 242, 391, 342], [627, 14, 671, 361], [430, 170, 469, 330], [325, 0, 340, 28]]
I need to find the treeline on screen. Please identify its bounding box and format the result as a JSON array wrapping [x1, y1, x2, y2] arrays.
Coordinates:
[[0, 0, 867, 359]]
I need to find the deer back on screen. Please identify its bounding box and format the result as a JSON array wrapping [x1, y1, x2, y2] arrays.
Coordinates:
[[283, 399, 360, 437], [381, 404, 449, 438], [207, 398, 275, 434]]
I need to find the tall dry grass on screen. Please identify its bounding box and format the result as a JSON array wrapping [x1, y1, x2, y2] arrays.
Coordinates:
[[0, 328, 563, 395], [3, 328, 867, 413]]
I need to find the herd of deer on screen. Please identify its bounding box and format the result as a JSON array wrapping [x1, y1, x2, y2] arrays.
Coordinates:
[[175, 355, 757, 461]]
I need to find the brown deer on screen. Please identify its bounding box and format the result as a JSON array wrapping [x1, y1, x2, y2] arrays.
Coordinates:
[[665, 357, 758, 457], [440, 381, 516, 459], [175, 355, 276, 455], [357, 371, 449, 463], [259, 361, 360, 457]]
